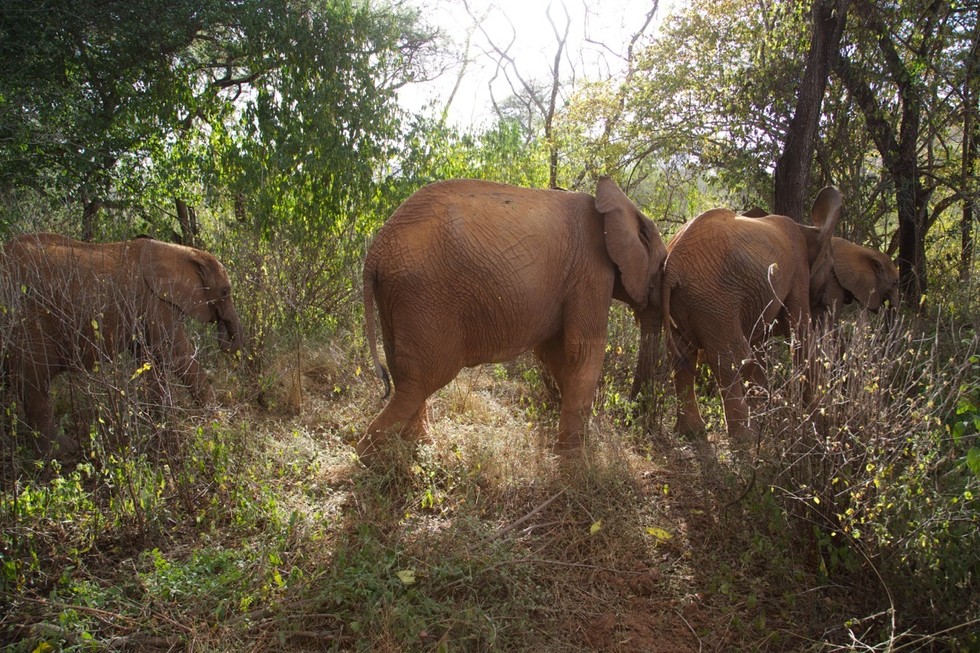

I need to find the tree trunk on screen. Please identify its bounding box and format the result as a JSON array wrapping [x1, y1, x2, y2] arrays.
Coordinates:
[[773, 0, 850, 221], [81, 196, 103, 242], [960, 16, 980, 283], [833, 0, 941, 308], [962, 123, 977, 283], [175, 198, 199, 247]]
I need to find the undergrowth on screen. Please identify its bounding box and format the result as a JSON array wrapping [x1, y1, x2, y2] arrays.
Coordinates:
[[1, 305, 977, 651]]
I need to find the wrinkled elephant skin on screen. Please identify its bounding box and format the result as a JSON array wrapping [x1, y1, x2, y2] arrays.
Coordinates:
[[658, 188, 842, 442], [358, 177, 667, 466], [821, 236, 899, 319]]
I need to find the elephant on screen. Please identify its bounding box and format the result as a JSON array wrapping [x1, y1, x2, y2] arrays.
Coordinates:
[[0, 232, 243, 454], [740, 208, 899, 319], [820, 236, 899, 319], [357, 177, 667, 466], [630, 229, 900, 401], [645, 188, 842, 444]]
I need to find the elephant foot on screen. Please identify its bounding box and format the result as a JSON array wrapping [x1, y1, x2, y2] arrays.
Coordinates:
[[355, 433, 384, 469], [728, 426, 760, 459], [552, 431, 585, 456], [356, 431, 420, 472], [674, 420, 707, 442], [674, 407, 707, 439]]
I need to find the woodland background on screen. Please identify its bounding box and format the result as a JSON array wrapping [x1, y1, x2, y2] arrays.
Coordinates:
[[0, 0, 978, 650]]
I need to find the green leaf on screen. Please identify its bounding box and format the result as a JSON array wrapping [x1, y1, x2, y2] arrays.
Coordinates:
[[966, 448, 980, 479]]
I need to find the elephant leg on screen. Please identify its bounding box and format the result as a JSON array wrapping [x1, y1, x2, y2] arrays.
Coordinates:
[[357, 345, 458, 467], [357, 391, 430, 465], [147, 321, 214, 405], [22, 385, 55, 447], [536, 331, 605, 454], [19, 375, 77, 456], [710, 345, 755, 445], [742, 350, 769, 406], [672, 339, 706, 437]]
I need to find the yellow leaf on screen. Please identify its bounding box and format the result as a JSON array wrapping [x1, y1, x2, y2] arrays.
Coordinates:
[[355, 366, 362, 376], [130, 362, 152, 380], [589, 520, 603, 535], [396, 569, 416, 585], [646, 527, 672, 542]]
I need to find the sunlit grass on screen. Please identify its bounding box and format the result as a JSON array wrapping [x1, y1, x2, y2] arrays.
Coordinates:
[[1, 307, 978, 651]]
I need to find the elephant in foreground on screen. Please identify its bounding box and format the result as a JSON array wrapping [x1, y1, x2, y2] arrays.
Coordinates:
[[651, 188, 842, 443], [358, 177, 667, 465], [0, 232, 243, 454]]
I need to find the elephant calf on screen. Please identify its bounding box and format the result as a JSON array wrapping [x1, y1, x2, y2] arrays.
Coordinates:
[[358, 177, 667, 466], [658, 188, 843, 443], [0, 232, 243, 455]]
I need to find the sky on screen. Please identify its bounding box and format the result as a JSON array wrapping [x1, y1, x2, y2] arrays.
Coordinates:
[[401, 0, 679, 128]]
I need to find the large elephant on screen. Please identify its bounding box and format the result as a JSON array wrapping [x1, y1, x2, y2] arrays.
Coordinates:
[[654, 188, 842, 442], [0, 232, 243, 453], [358, 177, 667, 465]]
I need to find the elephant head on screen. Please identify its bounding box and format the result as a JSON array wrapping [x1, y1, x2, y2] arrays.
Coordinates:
[[1, 232, 244, 456], [139, 238, 243, 353], [822, 236, 900, 315]]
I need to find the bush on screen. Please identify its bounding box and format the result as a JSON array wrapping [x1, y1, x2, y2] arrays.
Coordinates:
[[758, 310, 980, 647]]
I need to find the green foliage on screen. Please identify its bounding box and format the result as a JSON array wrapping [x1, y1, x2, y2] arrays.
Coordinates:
[[382, 116, 549, 200], [0, 0, 438, 244]]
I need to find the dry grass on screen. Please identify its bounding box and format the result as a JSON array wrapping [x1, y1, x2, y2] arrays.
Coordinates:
[[1, 308, 978, 651]]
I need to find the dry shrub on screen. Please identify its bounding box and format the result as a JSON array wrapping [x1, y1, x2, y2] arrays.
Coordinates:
[[208, 227, 363, 413], [756, 310, 980, 647]]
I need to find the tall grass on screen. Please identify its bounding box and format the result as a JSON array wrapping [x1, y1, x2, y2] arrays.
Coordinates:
[[2, 264, 978, 651]]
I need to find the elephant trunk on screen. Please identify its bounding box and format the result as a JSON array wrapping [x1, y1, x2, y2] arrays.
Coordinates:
[[217, 307, 243, 354]]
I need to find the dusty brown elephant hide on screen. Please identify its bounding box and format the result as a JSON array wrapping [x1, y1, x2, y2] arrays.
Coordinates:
[[358, 177, 667, 466], [630, 228, 900, 401], [821, 236, 899, 319], [0, 232, 243, 455], [648, 188, 842, 443]]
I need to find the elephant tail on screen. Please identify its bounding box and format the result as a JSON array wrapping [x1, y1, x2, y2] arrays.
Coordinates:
[[363, 258, 391, 400]]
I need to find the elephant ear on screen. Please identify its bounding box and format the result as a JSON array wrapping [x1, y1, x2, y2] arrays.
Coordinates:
[[139, 239, 213, 323], [594, 175, 667, 308], [806, 187, 843, 305], [810, 186, 842, 238]]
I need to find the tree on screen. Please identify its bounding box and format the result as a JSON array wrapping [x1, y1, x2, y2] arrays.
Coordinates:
[[833, 0, 949, 304], [0, 0, 438, 243], [773, 0, 850, 221], [0, 0, 221, 237]]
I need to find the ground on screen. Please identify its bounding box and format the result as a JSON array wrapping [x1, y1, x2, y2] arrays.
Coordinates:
[[1, 340, 969, 651]]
